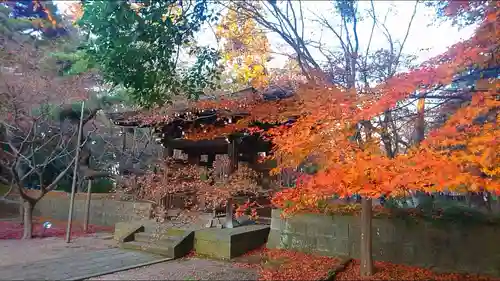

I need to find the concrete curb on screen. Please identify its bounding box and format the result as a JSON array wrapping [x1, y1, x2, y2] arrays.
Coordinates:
[[67, 257, 174, 281]]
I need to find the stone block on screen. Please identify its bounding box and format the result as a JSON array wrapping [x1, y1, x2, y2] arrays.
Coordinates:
[[270, 215, 285, 230], [312, 222, 350, 239], [194, 225, 270, 259], [34, 196, 154, 227], [372, 219, 396, 243], [173, 230, 195, 258], [289, 234, 315, 253], [372, 242, 399, 263], [271, 208, 282, 219], [195, 238, 232, 259], [347, 224, 360, 240], [315, 235, 349, 256], [266, 229, 285, 249], [285, 220, 308, 235], [348, 240, 360, 258], [113, 222, 144, 242], [399, 243, 416, 264]]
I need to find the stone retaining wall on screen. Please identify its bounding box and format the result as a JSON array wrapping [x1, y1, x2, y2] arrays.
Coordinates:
[[13, 191, 153, 227], [267, 209, 500, 277]]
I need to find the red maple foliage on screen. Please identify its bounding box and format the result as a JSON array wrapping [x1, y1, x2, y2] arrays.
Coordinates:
[[122, 158, 270, 219], [267, 1, 499, 215], [336, 259, 500, 281], [233, 247, 340, 281], [258, 249, 339, 281]]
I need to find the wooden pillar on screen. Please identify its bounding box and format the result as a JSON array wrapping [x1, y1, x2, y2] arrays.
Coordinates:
[[228, 140, 238, 173], [187, 154, 200, 165], [225, 139, 239, 228], [163, 146, 174, 158], [207, 154, 216, 168], [248, 152, 257, 165]]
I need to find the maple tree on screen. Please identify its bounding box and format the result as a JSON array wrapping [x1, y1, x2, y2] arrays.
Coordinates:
[[262, 0, 499, 276], [216, 4, 271, 89], [123, 157, 270, 222], [0, 33, 98, 238]]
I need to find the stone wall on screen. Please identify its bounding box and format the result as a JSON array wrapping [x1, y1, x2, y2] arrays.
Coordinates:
[[26, 191, 153, 227], [267, 209, 500, 277]]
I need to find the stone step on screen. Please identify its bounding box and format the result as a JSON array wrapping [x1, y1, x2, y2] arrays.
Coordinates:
[[134, 232, 178, 244], [121, 241, 174, 257], [142, 226, 190, 238]]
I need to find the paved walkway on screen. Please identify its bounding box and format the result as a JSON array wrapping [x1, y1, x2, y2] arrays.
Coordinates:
[[89, 258, 259, 280], [0, 248, 169, 280]]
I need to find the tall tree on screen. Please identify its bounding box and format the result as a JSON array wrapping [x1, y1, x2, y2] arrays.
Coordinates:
[[76, 1, 222, 107], [0, 31, 97, 237], [223, 1, 321, 79], [216, 4, 271, 89], [269, 0, 499, 276]]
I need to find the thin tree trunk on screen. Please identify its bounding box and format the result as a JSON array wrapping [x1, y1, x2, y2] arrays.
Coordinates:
[[19, 195, 24, 224], [413, 97, 426, 145], [466, 191, 472, 208], [484, 192, 492, 214], [22, 200, 34, 239], [360, 197, 374, 276]]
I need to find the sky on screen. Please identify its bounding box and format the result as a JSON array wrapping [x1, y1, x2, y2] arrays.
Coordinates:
[[55, 0, 477, 69]]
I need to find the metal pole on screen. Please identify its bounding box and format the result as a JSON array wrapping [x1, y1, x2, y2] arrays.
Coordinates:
[[83, 179, 92, 233], [65, 101, 85, 243]]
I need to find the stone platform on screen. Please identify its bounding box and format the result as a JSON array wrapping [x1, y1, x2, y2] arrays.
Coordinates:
[[194, 225, 270, 260], [114, 221, 195, 259]]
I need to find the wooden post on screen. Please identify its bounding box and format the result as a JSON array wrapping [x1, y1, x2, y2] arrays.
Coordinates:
[[207, 154, 216, 168], [83, 179, 92, 233], [228, 139, 238, 173], [360, 197, 374, 276], [225, 139, 240, 229], [66, 101, 85, 243], [187, 154, 200, 165], [163, 146, 174, 158]]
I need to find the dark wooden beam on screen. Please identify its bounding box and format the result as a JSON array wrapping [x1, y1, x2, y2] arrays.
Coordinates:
[[228, 140, 238, 173], [164, 138, 228, 154]]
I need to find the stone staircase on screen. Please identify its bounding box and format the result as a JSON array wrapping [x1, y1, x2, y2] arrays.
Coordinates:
[[119, 225, 194, 259]]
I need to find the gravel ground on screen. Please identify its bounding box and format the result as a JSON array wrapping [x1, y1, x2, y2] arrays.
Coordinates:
[[0, 234, 117, 267], [88, 258, 259, 281]]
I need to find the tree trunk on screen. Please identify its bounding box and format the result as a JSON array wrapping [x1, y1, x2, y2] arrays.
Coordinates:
[[413, 97, 426, 145], [360, 197, 374, 276], [466, 191, 472, 208], [18, 195, 24, 224], [22, 200, 34, 239]]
